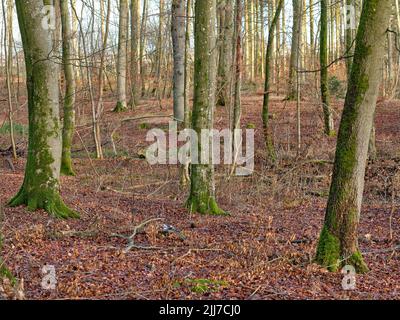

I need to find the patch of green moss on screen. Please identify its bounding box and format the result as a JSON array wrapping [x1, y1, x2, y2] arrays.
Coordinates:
[[315, 226, 341, 272], [113, 101, 127, 113], [347, 251, 369, 274], [186, 194, 228, 216], [184, 278, 228, 294]]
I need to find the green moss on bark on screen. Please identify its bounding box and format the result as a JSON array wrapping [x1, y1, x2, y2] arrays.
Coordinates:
[[186, 194, 227, 216], [113, 101, 127, 113], [12, 0, 79, 220], [315, 226, 341, 272], [9, 186, 79, 219]]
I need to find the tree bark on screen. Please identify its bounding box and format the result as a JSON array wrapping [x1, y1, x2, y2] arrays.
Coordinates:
[[263, 0, 284, 162], [187, 0, 225, 215], [10, 0, 79, 219], [171, 0, 186, 122], [287, 0, 302, 100], [320, 0, 335, 136], [316, 0, 392, 273], [60, 0, 76, 176], [217, 0, 234, 107], [115, 0, 129, 112], [129, 0, 140, 108]]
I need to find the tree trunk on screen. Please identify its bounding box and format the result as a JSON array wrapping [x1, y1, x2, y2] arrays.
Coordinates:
[[217, 0, 234, 107], [232, 0, 242, 151], [171, 0, 186, 122], [2, 0, 17, 159], [263, 0, 284, 162], [316, 0, 392, 273], [10, 0, 79, 219], [287, 0, 302, 100], [60, 0, 76, 176], [187, 0, 225, 215], [129, 0, 140, 108], [140, 0, 148, 97], [115, 0, 129, 112], [320, 0, 335, 136]]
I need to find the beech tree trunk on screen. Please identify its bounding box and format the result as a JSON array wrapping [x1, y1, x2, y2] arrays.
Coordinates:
[[187, 0, 225, 215], [10, 0, 79, 219], [129, 0, 140, 108], [217, 0, 234, 107], [316, 0, 392, 273], [320, 0, 335, 136], [287, 0, 302, 100], [171, 0, 186, 122], [60, 0, 76, 176], [263, 0, 284, 162], [115, 0, 129, 112]]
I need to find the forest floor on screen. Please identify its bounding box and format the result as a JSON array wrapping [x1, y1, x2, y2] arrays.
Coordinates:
[[1, 91, 400, 300]]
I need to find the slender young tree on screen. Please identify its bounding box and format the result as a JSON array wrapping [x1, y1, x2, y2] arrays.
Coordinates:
[[287, 0, 302, 100], [129, 0, 141, 108], [10, 0, 78, 219], [316, 0, 392, 273], [115, 0, 129, 112], [217, 0, 234, 107], [140, 0, 148, 97], [320, 0, 335, 136], [187, 0, 225, 215], [60, 0, 76, 176], [232, 0, 242, 136], [2, 0, 17, 159], [171, 0, 186, 123], [263, 0, 284, 162]]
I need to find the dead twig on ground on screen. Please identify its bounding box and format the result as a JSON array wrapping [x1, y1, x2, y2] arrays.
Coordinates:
[[111, 217, 163, 252]]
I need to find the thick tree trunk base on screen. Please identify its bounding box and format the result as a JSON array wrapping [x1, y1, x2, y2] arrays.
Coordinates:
[[113, 102, 127, 113], [8, 187, 79, 219], [186, 195, 227, 216], [315, 226, 369, 273]]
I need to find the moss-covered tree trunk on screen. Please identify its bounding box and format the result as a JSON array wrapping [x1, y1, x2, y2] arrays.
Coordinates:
[[320, 0, 335, 136], [287, 0, 302, 100], [9, 0, 78, 219], [262, 0, 283, 162], [316, 0, 392, 273], [60, 0, 76, 176], [114, 0, 129, 112], [171, 0, 186, 123], [186, 0, 225, 215]]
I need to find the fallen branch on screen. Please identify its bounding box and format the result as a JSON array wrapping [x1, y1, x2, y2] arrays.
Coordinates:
[[111, 217, 164, 253]]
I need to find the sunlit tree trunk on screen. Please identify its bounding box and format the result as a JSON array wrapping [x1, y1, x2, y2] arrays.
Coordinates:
[[316, 0, 392, 273], [10, 0, 79, 219], [115, 0, 129, 112]]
